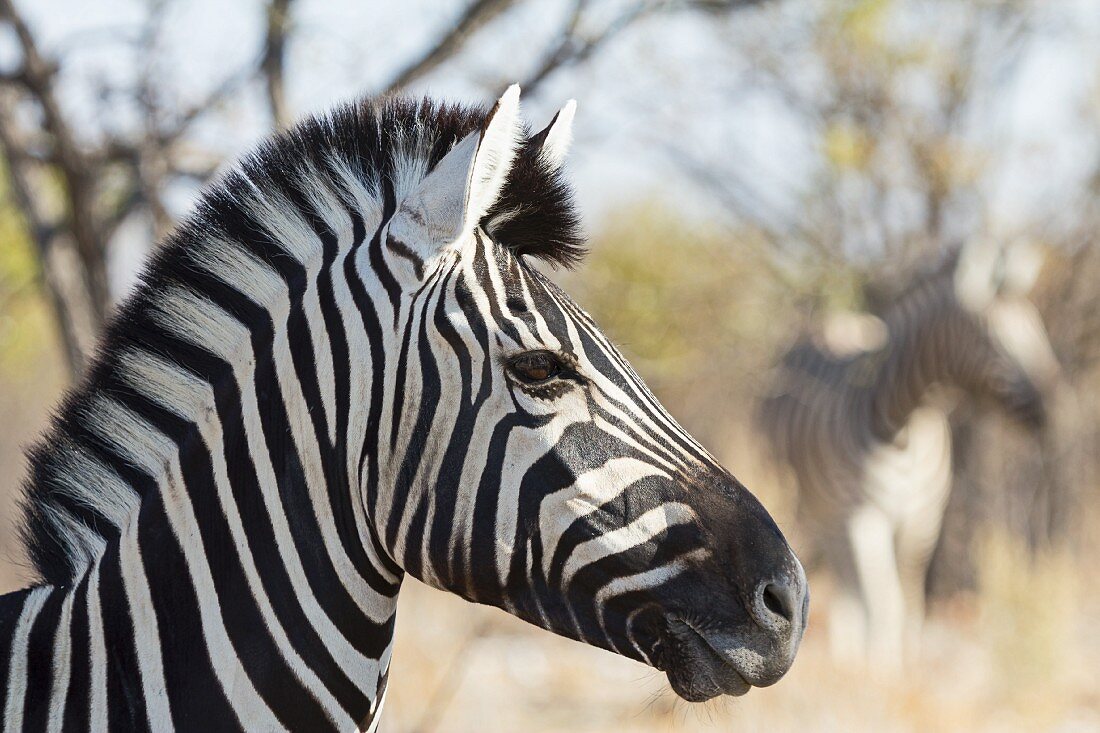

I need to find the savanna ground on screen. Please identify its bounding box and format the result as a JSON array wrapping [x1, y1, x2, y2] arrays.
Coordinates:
[[0, 210, 1097, 733]]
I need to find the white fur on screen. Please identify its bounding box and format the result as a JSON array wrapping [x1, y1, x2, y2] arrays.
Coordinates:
[[594, 549, 709, 635], [85, 391, 279, 729], [117, 348, 352, 728], [987, 299, 1060, 385], [469, 85, 523, 226], [538, 458, 668, 579], [956, 238, 1044, 311], [538, 100, 576, 169], [86, 562, 108, 732], [820, 311, 888, 356], [238, 181, 319, 265], [955, 236, 1002, 311], [326, 154, 383, 226], [149, 288, 390, 715], [49, 439, 140, 537], [189, 238, 287, 311], [46, 592, 76, 733], [147, 287, 396, 660], [492, 415, 579, 587], [38, 503, 106, 574], [3, 587, 51, 731]]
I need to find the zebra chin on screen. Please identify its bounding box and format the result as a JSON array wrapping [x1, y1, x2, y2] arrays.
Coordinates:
[[635, 599, 805, 701], [648, 594, 807, 702], [660, 620, 753, 701]]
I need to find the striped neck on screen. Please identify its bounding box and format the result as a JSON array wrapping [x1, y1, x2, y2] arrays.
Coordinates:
[[9, 195, 407, 728], [867, 283, 995, 440]]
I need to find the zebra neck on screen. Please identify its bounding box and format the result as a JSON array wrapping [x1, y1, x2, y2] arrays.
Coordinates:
[[109, 218, 405, 725], [8, 209, 411, 728], [866, 309, 965, 440]]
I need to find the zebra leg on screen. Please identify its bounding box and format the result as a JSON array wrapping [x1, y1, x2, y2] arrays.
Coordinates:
[[895, 476, 952, 663], [845, 504, 905, 675], [824, 525, 868, 668], [894, 521, 935, 664]]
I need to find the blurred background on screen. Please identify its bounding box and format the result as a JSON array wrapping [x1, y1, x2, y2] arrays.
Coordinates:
[[1, 0, 1098, 730]]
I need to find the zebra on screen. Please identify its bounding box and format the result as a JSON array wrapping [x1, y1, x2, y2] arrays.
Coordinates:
[[0, 86, 807, 731], [759, 239, 1058, 671]]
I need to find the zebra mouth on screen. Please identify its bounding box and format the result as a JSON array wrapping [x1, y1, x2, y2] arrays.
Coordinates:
[[659, 617, 752, 702]]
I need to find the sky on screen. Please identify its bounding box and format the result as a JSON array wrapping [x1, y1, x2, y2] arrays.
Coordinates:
[[3, 0, 1100, 278]]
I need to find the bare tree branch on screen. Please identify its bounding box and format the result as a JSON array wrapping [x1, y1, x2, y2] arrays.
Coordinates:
[[381, 0, 519, 94], [262, 0, 295, 128], [0, 92, 94, 374], [519, 0, 648, 96], [521, 0, 770, 97], [0, 0, 110, 322]]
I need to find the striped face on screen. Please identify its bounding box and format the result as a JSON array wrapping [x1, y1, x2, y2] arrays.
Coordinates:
[[367, 86, 806, 701], [374, 226, 806, 700]]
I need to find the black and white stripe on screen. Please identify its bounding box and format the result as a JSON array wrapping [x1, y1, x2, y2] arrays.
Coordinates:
[[760, 243, 1056, 669], [1, 86, 806, 730]]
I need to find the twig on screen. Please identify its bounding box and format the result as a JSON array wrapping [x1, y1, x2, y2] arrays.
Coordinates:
[[382, 0, 519, 94], [262, 0, 295, 129]]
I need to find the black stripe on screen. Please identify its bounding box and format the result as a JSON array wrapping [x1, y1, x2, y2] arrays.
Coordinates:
[[23, 588, 66, 731], [429, 273, 497, 594], [386, 276, 447, 574], [62, 573, 91, 732], [313, 222, 399, 594], [0, 589, 32, 723], [135, 495, 241, 732], [98, 542, 152, 731], [108, 355, 336, 730], [369, 182, 403, 321]]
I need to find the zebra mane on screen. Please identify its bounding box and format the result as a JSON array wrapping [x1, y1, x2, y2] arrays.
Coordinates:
[[17, 95, 584, 586], [257, 96, 585, 268]]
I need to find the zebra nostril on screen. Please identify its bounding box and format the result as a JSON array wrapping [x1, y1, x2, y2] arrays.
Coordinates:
[[756, 579, 798, 627], [763, 584, 788, 618]]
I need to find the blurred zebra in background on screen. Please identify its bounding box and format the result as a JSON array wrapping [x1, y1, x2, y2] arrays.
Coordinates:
[[760, 240, 1059, 670]]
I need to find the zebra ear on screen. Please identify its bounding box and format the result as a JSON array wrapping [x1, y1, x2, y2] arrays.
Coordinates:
[[531, 100, 576, 169], [1001, 239, 1044, 296], [954, 237, 1002, 310], [390, 85, 523, 256], [955, 237, 1044, 310]]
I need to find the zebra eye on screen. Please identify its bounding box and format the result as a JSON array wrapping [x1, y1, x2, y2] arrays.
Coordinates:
[[509, 351, 562, 383]]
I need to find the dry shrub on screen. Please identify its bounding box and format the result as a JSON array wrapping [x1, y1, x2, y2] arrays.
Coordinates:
[[976, 527, 1083, 723]]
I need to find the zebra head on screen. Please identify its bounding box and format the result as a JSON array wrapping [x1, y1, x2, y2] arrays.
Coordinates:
[[374, 87, 806, 701], [951, 237, 1059, 427]]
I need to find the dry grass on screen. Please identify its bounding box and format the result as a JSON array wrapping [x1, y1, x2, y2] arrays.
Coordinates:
[[384, 560, 1100, 733]]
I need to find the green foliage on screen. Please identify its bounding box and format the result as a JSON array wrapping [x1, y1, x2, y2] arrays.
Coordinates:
[[0, 158, 54, 378], [835, 0, 892, 55], [824, 121, 875, 171], [562, 205, 808, 450]]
